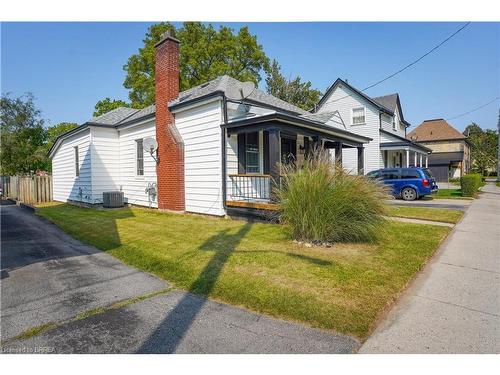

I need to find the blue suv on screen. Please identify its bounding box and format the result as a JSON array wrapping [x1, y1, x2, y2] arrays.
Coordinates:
[[366, 167, 438, 201]]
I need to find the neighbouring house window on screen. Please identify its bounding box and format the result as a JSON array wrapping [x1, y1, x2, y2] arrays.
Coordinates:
[[245, 132, 260, 173], [136, 139, 144, 176], [352, 107, 365, 125], [74, 146, 79, 177]]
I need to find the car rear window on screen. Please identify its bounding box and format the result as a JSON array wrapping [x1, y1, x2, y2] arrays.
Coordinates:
[[401, 169, 421, 179], [366, 170, 381, 178], [422, 168, 434, 179]]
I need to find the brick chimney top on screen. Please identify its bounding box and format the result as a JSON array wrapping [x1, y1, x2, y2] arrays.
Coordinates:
[[155, 29, 180, 47]]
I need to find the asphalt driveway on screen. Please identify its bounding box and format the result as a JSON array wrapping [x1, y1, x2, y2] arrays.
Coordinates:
[[1, 202, 359, 353], [1, 202, 168, 341]]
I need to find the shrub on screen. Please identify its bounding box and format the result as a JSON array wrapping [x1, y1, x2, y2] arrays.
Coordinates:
[[275, 149, 390, 243], [449, 177, 460, 184], [460, 173, 482, 197]]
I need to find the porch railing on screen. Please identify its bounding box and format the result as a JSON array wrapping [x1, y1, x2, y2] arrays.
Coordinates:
[[228, 174, 272, 201]]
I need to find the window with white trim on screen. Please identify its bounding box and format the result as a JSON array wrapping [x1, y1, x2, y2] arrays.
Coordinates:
[[352, 107, 365, 125], [74, 146, 79, 177], [245, 132, 260, 173], [392, 115, 397, 130], [136, 139, 144, 176]]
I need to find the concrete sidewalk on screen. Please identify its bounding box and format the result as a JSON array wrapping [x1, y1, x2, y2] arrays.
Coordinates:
[[387, 198, 472, 210], [360, 182, 500, 353]]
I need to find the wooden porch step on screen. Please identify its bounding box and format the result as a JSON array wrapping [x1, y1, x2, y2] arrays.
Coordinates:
[[226, 200, 279, 211]]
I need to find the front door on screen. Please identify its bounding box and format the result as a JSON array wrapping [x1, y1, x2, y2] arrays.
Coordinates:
[[281, 137, 297, 165]]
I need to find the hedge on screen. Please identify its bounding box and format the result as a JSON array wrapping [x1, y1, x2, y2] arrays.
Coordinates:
[[460, 173, 482, 197]]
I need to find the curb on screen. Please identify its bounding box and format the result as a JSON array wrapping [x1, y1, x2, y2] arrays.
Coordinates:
[[18, 201, 36, 213]]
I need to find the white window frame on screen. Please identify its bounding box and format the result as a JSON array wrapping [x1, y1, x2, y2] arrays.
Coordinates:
[[135, 139, 144, 177], [244, 132, 260, 174], [392, 114, 398, 131], [74, 146, 79, 177], [351, 107, 366, 125]]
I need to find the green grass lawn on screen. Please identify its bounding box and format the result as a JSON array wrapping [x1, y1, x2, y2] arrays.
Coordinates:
[[36, 203, 450, 340], [496, 181, 500, 188], [387, 206, 464, 224], [433, 188, 472, 199]]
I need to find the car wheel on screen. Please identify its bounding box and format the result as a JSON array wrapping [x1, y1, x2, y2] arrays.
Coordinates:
[[401, 187, 417, 201]]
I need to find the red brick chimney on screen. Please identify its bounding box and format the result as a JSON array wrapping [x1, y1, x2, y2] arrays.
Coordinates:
[[155, 30, 185, 211]]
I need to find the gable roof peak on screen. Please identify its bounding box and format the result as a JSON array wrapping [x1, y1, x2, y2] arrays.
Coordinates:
[[407, 118, 466, 142]]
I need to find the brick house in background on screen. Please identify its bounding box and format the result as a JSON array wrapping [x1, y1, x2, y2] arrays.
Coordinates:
[[407, 119, 471, 182]]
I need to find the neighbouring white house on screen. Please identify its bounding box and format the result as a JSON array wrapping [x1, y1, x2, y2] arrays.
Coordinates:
[[312, 78, 431, 174], [50, 30, 431, 218]]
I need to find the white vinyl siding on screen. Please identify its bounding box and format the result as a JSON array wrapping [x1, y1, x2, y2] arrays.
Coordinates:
[[174, 99, 224, 216], [90, 126, 120, 203], [52, 129, 92, 203], [380, 106, 406, 137], [316, 83, 381, 174], [118, 120, 158, 208]]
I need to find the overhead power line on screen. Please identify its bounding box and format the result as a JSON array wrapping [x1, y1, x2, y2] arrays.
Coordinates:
[[446, 97, 500, 121], [321, 22, 471, 108], [362, 22, 471, 91]]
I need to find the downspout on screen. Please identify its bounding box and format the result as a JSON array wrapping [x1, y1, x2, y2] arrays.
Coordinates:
[[221, 95, 229, 211], [379, 112, 382, 168]]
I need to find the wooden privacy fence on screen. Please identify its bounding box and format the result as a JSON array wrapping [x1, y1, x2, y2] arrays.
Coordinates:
[[1, 175, 53, 204]]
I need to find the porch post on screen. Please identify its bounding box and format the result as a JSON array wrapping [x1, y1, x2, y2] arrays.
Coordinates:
[[335, 141, 343, 166], [268, 128, 280, 201], [419, 154, 423, 167], [406, 149, 410, 168], [357, 146, 364, 175], [425, 155, 428, 168], [414, 151, 417, 167]]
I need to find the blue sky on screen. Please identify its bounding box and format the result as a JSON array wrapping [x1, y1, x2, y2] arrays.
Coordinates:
[[1, 22, 499, 131]]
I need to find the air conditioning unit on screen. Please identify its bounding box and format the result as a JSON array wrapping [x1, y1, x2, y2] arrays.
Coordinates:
[[103, 191, 124, 208]]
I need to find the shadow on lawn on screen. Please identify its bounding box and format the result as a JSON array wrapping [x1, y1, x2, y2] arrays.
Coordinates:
[[136, 223, 253, 353]]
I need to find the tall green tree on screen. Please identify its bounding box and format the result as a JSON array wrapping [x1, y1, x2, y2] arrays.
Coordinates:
[[93, 98, 130, 117], [123, 22, 269, 108], [265, 59, 322, 111], [44, 122, 78, 171], [1, 93, 49, 175], [464, 122, 499, 176]]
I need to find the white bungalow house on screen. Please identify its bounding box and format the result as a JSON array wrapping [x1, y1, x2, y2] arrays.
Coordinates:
[[49, 31, 371, 218], [312, 78, 431, 174]]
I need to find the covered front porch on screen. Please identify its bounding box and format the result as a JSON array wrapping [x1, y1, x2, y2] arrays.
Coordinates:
[[381, 146, 430, 169], [221, 113, 371, 213], [380, 130, 432, 169]]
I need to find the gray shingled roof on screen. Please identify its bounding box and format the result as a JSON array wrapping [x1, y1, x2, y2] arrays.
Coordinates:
[[373, 93, 398, 112], [88, 75, 308, 127], [90, 107, 139, 125], [300, 111, 336, 124], [117, 104, 156, 124], [169, 75, 308, 115]]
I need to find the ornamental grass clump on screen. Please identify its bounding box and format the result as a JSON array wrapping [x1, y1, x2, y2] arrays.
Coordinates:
[[276, 149, 390, 243]]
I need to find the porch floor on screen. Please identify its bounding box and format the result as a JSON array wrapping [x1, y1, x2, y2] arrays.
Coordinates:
[[225, 200, 279, 211]]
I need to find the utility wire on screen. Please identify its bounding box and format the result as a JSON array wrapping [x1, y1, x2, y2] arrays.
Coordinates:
[[362, 22, 471, 91], [318, 22, 471, 109], [446, 97, 500, 121]]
